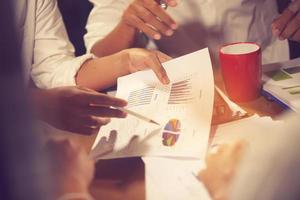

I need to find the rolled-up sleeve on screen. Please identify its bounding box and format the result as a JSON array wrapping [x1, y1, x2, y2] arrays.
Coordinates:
[[84, 0, 129, 52], [31, 0, 93, 89]]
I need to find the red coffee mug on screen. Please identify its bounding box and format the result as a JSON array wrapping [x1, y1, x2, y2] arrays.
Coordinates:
[[219, 42, 262, 102]]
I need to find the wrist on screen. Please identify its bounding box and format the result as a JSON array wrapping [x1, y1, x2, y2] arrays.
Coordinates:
[[119, 18, 137, 33], [117, 49, 132, 75]]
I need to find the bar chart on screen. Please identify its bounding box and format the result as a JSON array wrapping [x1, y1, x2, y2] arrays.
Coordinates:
[[168, 79, 194, 104], [127, 86, 155, 107]]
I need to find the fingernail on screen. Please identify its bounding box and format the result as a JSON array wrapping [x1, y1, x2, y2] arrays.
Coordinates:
[[171, 24, 178, 30], [122, 100, 128, 106], [166, 29, 174, 36], [122, 112, 128, 118], [163, 77, 170, 84], [154, 34, 161, 40]]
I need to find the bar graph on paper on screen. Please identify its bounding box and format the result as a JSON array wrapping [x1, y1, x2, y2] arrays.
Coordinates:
[[127, 86, 155, 107], [168, 79, 194, 104]]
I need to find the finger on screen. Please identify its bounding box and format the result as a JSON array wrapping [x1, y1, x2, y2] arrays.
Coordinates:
[[70, 125, 100, 136], [127, 13, 162, 40], [165, 0, 178, 7], [153, 50, 172, 63], [205, 144, 229, 164], [215, 143, 230, 154], [291, 28, 300, 42], [145, 52, 170, 84], [228, 141, 246, 158], [134, 4, 174, 36], [82, 116, 112, 127], [143, 0, 177, 29], [272, 9, 295, 39], [90, 117, 111, 127], [83, 106, 127, 118], [81, 92, 127, 107], [280, 14, 300, 40], [287, 0, 300, 13]]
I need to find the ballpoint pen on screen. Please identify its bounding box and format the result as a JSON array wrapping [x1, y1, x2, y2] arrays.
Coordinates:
[[159, 0, 168, 9], [115, 107, 160, 126]]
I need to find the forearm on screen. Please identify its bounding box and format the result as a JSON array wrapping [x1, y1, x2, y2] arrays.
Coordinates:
[[90, 22, 138, 57], [76, 51, 130, 91]]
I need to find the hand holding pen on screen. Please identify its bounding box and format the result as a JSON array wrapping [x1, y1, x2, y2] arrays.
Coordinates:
[[121, 0, 178, 40], [272, 0, 300, 42]]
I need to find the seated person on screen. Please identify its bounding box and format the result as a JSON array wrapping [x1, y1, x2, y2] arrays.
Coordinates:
[[84, 0, 289, 65], [15, 0, 171, 135], [0, 9, 94, 199], [199, 115, 300, 200]]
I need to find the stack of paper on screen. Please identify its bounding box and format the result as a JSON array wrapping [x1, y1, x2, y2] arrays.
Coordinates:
[[263, 58, 300, 112]]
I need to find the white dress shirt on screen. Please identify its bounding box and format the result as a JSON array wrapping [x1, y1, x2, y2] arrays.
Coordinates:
[[14, 0, 93, 89], [84, 0, 290, 65]]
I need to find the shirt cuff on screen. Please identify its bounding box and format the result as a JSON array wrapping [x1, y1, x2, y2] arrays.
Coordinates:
[[65, 53, 95, 87]]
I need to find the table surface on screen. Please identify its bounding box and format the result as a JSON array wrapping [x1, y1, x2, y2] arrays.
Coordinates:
[[63, 69, 286, 200]]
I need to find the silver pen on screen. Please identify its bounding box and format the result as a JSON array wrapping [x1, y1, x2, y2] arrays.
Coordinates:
[[116, 107, 160, 126], [160, 0, 168, 9]]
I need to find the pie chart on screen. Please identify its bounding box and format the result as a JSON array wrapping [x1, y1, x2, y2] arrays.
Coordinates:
[[162, 119, 181, 146]]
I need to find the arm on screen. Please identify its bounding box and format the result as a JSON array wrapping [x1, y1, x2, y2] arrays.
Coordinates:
[[76, 49, 171, 90], [44, 139, 95, 199], [86, 0, 178, 57], [29, 87, 128, 135], [89, 22, 138, 57], [32, 0, 94, 89], [32, 0, 170, 91], [84, 0, 137, 57]]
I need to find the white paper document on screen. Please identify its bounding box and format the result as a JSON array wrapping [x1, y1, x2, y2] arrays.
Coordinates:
[[91, 49, 214, 160], [211, 115, 284, 151], [263, 58, 300, 112], [142, 157, 211, 200]]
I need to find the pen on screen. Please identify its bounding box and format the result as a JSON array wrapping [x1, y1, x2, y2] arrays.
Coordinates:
[[160, 0, 168, 9], [116, 107, 161, 126]]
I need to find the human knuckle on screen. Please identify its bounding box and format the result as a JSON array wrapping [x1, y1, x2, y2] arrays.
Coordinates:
[[143, 11, 154, 21], [128, 3, 136, 11], [135, 19, 145, 28], [146, 1, 158, 9]]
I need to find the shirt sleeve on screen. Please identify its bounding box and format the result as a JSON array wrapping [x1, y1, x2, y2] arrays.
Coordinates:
[[31, 0, 94, 89], [84, 0, 130, 52]]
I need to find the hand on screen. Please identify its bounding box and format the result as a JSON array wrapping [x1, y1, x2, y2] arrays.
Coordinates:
[[121, 0, 178, 40], [122, 48, 171, 84], [272, 0, 300, 42], [31, 86, 128, 135], [198, 141, 246, 200], [45, 138, 94, 196]]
